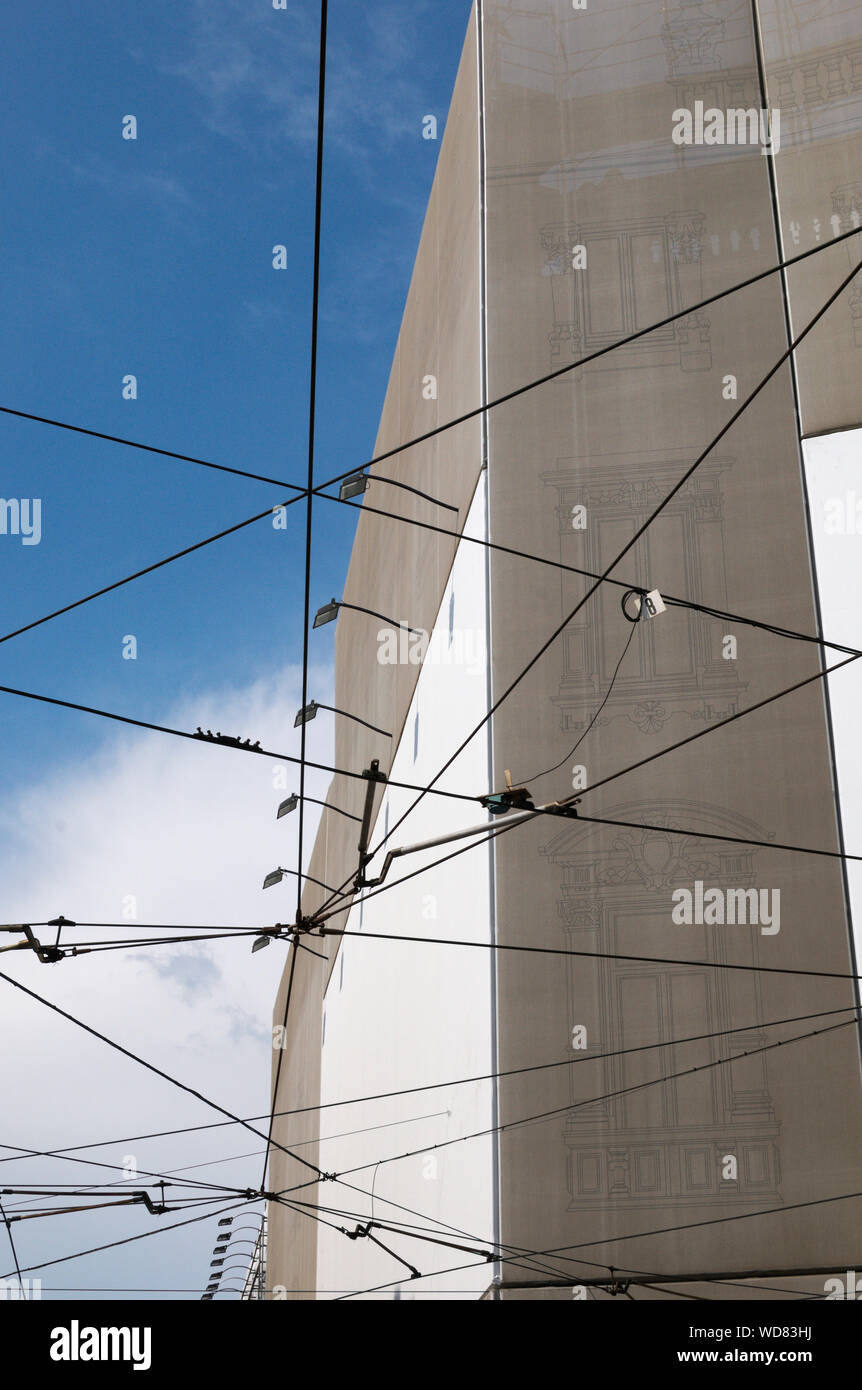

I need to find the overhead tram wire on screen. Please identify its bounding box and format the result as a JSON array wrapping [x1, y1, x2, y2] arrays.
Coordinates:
[[0, 493, 304, 650], [313, 1004, 861, 1282], [2, 231, 861, 666], [576, 809, 862, 863], [0, 1144, 256, 1203], [308, 268, 862, 924], [287, 1195, 802, 1298], [0, 227, 855, 511], [281, 1170, 841, 1296], [345, 250, 862, 891], [15, 800, 856, 1267], [270, 1022, 861, 1290], [294, 0, 328, 928], [0, 1196, 257, 1283], [308, 648, 862, 928], [311, 663, 862, 928], [572, 652, 861, 802], [8, 644, 841, 957], [0, 967, 327, 1184], [319, 1014, 860, 1183], [515, 606, 642, 786], [290, 984, 856, 1273], [0, 404, 302, 491], [1, 431, 856, 667], [8, 1052, 844, 1296], [334, 1188, 862, 1302], [3, 1003, 850, 1168], [0, 680, 481, 806], [278, 1193, 633, 1288], [3, 211, 856, 1295], [309, 222, 862, 495], [315, 486, 862, 658], [260, 0, 329, 1203], [266, 1010, 862, 1285], [0, 1197, 24, 1295], [4, 1102, 455, 1214], [1, 1139, 256, 1194], [486, 1187, 862, 1280], [13, 997, 840, 1290], [312, 918, 862, 984]]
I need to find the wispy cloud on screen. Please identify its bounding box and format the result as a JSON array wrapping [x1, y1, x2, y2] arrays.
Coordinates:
[[141, 948, 222, 1001], [0, 658, 334, 1167], [65, 154, 192, 207], [157, 0, 437, 182], [156, 0, 320, 149]]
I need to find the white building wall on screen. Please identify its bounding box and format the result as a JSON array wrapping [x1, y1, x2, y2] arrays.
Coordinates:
[[803, 428, 862, 983], [316, 475, 496, 1299]]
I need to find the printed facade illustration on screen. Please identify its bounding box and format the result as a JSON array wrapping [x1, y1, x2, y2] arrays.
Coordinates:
[[267, 0, 862, 1300]]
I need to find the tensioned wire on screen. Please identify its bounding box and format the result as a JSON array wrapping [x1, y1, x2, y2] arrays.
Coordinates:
[[315, 249, 862, 918]]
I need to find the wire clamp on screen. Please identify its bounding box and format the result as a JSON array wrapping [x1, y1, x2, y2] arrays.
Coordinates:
[[479, 769, 534, 817]]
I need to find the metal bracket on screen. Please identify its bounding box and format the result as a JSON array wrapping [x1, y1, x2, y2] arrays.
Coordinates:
[[354, 759, 388, 888]]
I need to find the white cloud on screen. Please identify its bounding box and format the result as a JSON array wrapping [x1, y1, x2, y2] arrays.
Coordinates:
[[64, 155, 192, 209], [157, 0, 436, 181], [0, 658, 336, 1292]]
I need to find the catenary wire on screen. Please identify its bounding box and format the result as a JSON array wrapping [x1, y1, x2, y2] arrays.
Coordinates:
[[312, 224, 862, 493], [0, 1197, 257, 1281], [3, 1004, 847, 1170], [0, 493, 303, 649], [0, 1197, 24, 1294], [263, 0, 330, 1198], [294, 0, 329, 929], [2, 428, 856, 671], [348, 251, 862, 892], [334, 1189, 862, 1301], [0, 225, 854, 544], [5, 190, 856, 1295], [273, 1190, 850, 1296], [0, 680, 476, 805], [2, 233, 860, 668], [270, 1016, 862, 1283], [0, 1143, 254, 1203], [3, 645, 859, 872], [310, 647, 861, 923], [315, 918, 862, 984], [315, 486, 861, 658], [0, 966, 324, 1182], [515, 607, 641, 785], [315, 1016, 861, 1181], [269, 1009, 862, 1301], [0, 404, 300, 489], [262, 942, 300, 1191]]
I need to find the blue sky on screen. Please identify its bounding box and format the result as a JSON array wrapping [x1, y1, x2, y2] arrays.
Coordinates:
[[0, 0, 471, 1301], [6, 0, 860, 1313], [0, 0, 470, 786]]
